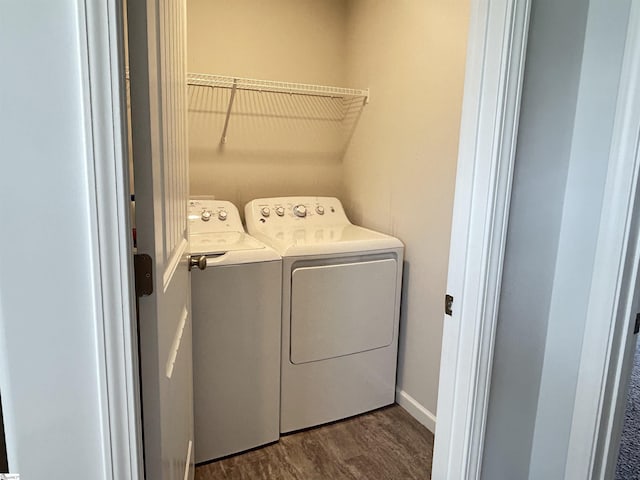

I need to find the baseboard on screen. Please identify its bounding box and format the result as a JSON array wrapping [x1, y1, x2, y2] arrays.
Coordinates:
[[395, 388, 437, 433]]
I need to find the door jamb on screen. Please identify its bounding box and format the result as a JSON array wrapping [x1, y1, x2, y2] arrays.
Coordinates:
[[565, 3, 640, 478], [78, 0, 143, 478], [432, 0, 531, 478]]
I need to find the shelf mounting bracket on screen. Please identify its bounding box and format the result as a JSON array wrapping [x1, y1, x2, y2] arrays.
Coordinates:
[[220, 78, 238, 144]]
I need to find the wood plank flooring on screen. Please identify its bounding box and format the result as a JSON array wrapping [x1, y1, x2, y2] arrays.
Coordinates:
[[195, 404, 434, 480]]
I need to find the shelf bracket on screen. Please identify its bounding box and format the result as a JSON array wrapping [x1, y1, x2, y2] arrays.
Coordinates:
[[220, 78, 238, 144]]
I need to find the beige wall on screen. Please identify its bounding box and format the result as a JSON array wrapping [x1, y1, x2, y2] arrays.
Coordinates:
[[342, 0, 469, 418], [187, 0, 349, 208]]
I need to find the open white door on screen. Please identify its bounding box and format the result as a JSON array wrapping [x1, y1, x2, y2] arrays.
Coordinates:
[[127, 1, 193, 479]]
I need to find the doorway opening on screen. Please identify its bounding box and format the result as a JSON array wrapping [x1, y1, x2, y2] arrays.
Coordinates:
[[124, 0, 470, 477]]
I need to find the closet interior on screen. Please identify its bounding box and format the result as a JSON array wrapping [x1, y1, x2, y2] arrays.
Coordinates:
[[130, 0, 469, 475], [186, 0, 468, 433]]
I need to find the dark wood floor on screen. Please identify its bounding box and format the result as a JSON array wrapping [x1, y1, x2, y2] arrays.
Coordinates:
[[195, 404, 434, 480]]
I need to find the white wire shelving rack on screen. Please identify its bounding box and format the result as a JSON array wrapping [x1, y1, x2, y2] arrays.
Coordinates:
[[187, 73, 369, 100], [186, 73, 369, 145]]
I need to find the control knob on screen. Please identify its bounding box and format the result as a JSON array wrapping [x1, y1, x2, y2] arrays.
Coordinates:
[[218, 210, 228, 221], [315, 205, 325, 215], [275, 206, 285, 217], [293, 204, 307, 218], [260, 207, 271, 218], [201, 210, 212, 222]]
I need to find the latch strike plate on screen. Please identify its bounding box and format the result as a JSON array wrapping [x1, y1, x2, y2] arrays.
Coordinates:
[[445, 294, 454, 316], [134, 254, 153, 297], [634, 312, 640, 335]]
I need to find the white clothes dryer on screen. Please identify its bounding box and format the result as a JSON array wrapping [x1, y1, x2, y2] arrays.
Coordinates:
[[245, 196, 404, 433], [189, 199, 281, 463]]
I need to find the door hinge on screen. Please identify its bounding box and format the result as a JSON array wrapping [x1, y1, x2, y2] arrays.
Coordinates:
[[445, 294, 454, 316], [634, 313, 640, 335], [134, 253, 154, 297]]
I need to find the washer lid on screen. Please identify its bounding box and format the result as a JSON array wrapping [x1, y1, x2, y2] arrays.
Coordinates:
[[189, 232, 281, 265], [251, 224, 403, 257], [189, 231, 265, 255]]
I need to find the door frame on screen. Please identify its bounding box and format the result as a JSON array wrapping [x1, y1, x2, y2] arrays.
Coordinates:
[[434, 0, 640, 479], [78, 0, 143, 479], [432, 0, 531, 478], [564, 3, 640, 479]]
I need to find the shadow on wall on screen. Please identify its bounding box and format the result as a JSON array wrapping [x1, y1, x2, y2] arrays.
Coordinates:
[[396, 259, 411, 388], [187, 83, 357, 207], [187, 84, 364, 160]]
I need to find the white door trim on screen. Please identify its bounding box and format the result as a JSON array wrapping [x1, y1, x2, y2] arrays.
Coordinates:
[[78, 0, 143, 478], [565, 4, 640, 479], [432, 0, 530, 478]]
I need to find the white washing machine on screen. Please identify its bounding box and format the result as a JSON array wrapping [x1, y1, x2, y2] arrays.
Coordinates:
[[189, 199, 282, 463], [245, 196, 404, 433]]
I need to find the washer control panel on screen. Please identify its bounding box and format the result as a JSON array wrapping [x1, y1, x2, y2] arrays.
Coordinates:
[[245, 197, 350, 229], [189, 199, 244, 234]]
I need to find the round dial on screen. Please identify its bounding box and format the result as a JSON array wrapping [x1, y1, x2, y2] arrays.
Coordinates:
[[201, 210, 212, 221], [275, 206, 285, 217], [293, 204, 307, 218], [218, 210, 228, 221], [260, 207, 271, 218], [315, 205, 325, 215]]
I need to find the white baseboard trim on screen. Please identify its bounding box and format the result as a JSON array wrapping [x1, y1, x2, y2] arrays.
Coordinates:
[[395, 388, 437, 433]]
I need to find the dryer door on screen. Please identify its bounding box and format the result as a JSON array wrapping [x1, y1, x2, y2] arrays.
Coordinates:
[[290, 258, 398, 364]]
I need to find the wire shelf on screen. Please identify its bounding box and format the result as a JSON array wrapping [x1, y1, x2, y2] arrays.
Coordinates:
[[187, 73, 368, 146], [127, 69, 368, 148], [187, 73, 369, 102]]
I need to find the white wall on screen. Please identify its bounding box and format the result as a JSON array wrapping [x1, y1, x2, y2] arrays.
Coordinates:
[[481, 0, 589, 476], [342, 0, 470, 425], [528, 1, 631, 477], [187, 0, 349, 208], [0, 2, 110, 478], [481, 0, 632, 477]]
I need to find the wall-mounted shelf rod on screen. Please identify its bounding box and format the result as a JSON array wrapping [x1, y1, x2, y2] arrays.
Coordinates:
[[187, 73, 370, 103]]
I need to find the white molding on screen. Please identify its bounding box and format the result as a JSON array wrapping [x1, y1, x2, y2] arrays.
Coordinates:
[[565, 4, 640, 480], [163, 238, 188, 292], [183, 440, 193, 480], [165, 307, 189, 379], [432, 0, 531, 479], [78, 0, 143, 479], [396, 389, 436, 433]]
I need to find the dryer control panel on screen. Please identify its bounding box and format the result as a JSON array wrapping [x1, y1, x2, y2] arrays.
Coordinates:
[[245, 197, 350, 229], [189, 199, 244, 234]]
